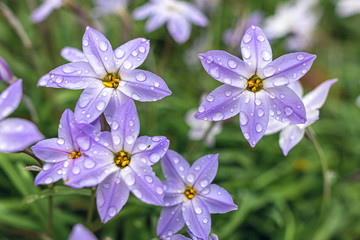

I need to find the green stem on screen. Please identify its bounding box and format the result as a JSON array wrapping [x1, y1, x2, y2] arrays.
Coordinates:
[[86, 186, 97, 228], [47, 185, 54, 238]]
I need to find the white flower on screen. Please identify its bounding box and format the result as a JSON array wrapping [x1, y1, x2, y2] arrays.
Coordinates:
[[336, 0, 360, 17]]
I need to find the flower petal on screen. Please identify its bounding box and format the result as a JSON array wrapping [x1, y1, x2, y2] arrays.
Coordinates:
[[0, 57, 13, 83], [133, 4, 155, 20], [279, 125, 305, 156], [0, 118, 43, 153], [122, 159, 164, 205], [118, 69, 171, 102], [198, 50, 252, 87], [68, 224, 97, 240], [163, 179, 185, 207], [131, 136, 170, 165], [303, 79, 337, 110], [31, 0, 62, 23], [162, 150, 190, 183], [198, 184, 237, 214], [261, 52, 316, 87], [74, 81, 113, 123], [114, 38, 150, 71], [239, 91, 270, 147], [61, 47, 87, 62], [182, 197, 211, 240], [48, 62, 98, 89], [240, 26, 272, 70], [58, 109, 79, 149], [0, 79, 22, 120], [264, 116, 288, 135], [194, 84, 244, 121], [82, 27, 116, 75], [266, 86, 306, 124], [168, 234, 190, 240], [37, 74, 62, 88], [167, 16, 191, 43], [34, 162, 64, 186], [31, 138, 70, 162], [110, 99, 139, 153], [145, 13, 168, 33], [157, 204, 185, 239], [97, 171, 130, 223], [103, 89, 130, 123], [185, 154, 218, 192], [182, 3, 208, 26], [288, 81, 303, 97]]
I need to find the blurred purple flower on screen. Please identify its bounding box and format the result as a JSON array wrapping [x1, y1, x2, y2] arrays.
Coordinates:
[[68, 224, 97, 240], [265, 79, 337, 155], [32, 109, 100, 186], [196, 25, 316, 147], [336, 0, 360, 17], [93, 0, 128, 18], [157, 150, 237, 239], [31, 0, 64, 23], [0, 79, 43, 153], [133, 0, 208, 44], [0, 57, 14, 84], [40, 27, 171, 123], [74, 99, 169, 223]]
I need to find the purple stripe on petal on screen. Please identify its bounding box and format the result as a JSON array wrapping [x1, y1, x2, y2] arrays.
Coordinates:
[[161, 150, 190, 183], [34, 162, 63, 186], [279, 125, 305, 156], [0, 79, 22, 120], [114, 38, 150, 71], [131, 136, 170, 165], [157, 204, 185, 239]]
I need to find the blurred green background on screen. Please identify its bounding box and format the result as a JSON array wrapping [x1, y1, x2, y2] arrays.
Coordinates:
[[1, 0, 360, 239]]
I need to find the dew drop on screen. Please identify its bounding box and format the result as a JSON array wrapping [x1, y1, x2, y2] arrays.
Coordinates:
[[131, 93, 140, 100], [195, 207, 203, 214], [244, 133, 250, 140], [156, 187, 164, 195], [150, 153, 160, 163], [243, 34, 252, 43], [210, 67, 220, 79], [225, 91, 232, 97], [72, 166, 80, 174], [206, 95, 214, 102], [125, 135, 134, 144], [123, 61, 133, 69], [139, 46, 145, 53], [297, 54, 304, 61], [256, 123, 263, 132], [213, 112, 224, 121], [108, 207, 117, 217], [239, 112, 248, 126], [99, 41, 108, 51], [262, 51, 272, 61], [115, 48, 125, 58], [200, 179, 209, 187], [186, 173, 195, 183], [285, 107, 293, 115], [263, 66, 276, 77], [198, 105, 205, 113], [257, 108, 265, 117], [241, 47, 251, 59], [96, 101, 106, 111], [257, 35, 265, 42], [133, 189, 142, 198], [227, 60, 238, 69], [83, 39, 89, 46], [273, 77, 289, 86]]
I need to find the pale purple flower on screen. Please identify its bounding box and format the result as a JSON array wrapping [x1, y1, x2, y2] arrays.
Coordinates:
[[68, 224, 97, 240], [0, 57, 14, 84], [32, 109, 100, 186], [157, 150, 237, 239], [93, 0, 128, 18], [336, 0, 360, 17], [41, 26, 171, 123], [31, 0, 64, 23], [165, 231, 218, 240], [0, 79, 43, 153], [73, 99, 169, 223], [265, 79, 337, 155], [133, 0, 208, 44], [263, 0, 320, 50], [196, 25, 316, 147]]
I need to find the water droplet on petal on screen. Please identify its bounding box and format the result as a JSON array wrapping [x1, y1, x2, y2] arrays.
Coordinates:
[[84, 159, 96, 169], [241, 47, 251, 59], [202, 218, 208, 224], [257, 35, 265, 42], [99, 41, 108, 51], [108, 207, 117, 217], [96, 101, 106, 111], [243, 34, 252, 43], [262, 51, 271, 61], [210, 67, 220, 79], [83, 39, 89, 46], [139, 46, 145, 53], [273, 77, 289, 87], [195, 207, 203, 214], [72, 166, 80, 174], [263, 66, 276, 77], [156, 187, 164, 195], [57, 138, 65, 145], [150, 153, 160, 163], [123, 61, 133, 69], [186, 173, 195, 183], [256, 123, 263, 132], [257, 108, 265, 117], [200, 179, 209, 187], [145, 175, 153, 183], [206, 95, 214, 102], [198, 105, 205, 113], [213, 112, 224, 121], [131, 93, 140, 100], [227, 60, 238, 69], [297, 54, 304, 60], [244, 133, 250, 140], [125, 135, 134, 145], [133, 189, 142, 198], [240, 112, 248, 126], [115, 48, 125, 58], [285, 107, 293, 115]]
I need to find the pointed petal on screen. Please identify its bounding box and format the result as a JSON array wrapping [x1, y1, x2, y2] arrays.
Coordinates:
[[34, 162, 63, 186], [31, 138, 70, 162], [0, 118, 43, 153], [97, 171, 130, 223], [303, 79, 337, 110], [68, 224, 97, 240], [133, 4, 155, 20], [288, 81, 303, 97], [37, 74, 62, 88], [198, 184, 237, 213], [240, 26, 272, 70], [48, 62, 98, 89], [264, 116, 288, 135], [58, 109, 78, 150], [110, 99, 139, 153], [194, 85, 244, 121], [185, 154, 218, 192], [74, 81, 113, 123], [198, 50, 252, 87], [167, 16, 191, 43], [123, 160, 164, 205], [157, 204, 185, 239], [162, 150, 190, 183], [114, 38, 150, 71], [61, 47, 87, 62], [239, 91, 270, 147], [182, 197, 211, 240], [103, 89, 130, 123], [0, 57, 13, 83], [0, 79, 22, 120], [118, 69, 171, 102], [82, 27, 116, 75], [131, 136, 170, 165], [145, 13, 168, 32], [261, 53, 316, 87], [279, 125, 305, 156], [266, 86, 306, 124]]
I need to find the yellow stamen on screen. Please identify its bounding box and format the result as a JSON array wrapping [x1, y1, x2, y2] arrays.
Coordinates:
[[184, 185, 197, 199], [69, 151, 81, 159], [103, 72, 120, 88], [246, 74, 263, 92], [114, 150, 131, 169]]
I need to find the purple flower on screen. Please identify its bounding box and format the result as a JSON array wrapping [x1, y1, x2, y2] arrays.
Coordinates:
[[41, 27, 171, 123], [133, 0, 208, 44], [265, 79, 337, 155], [164, 232, 218, 240], [31, 0, 64, 23], [336, 0, 360, 17], [0, 79, 43, 153], [157, 150, 237, 239], [32, 109, 100, 186], [93, 0, 128, 18], [0, 57, 14, 84], [68, 224, 97, 240], [74, 99, 169, 223], [195, 25, 316, 147]]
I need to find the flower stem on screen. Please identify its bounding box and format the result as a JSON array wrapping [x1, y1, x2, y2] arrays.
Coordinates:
[[20, 149, 43, 167], [86, 186, 97, 228], [47, 185, 54, 238]]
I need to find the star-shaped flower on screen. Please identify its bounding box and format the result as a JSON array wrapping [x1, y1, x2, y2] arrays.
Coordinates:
[[74, 99, 170, 223], [42, 26, 171, 123], [31, 0, 64, 23], [31, 109, 101, 186], [157, 150, 237, 239], [0, 79, 43, 153], [133, 0, 208, 43], [265, 79, 337, 155], [196, 25, 316, 147]]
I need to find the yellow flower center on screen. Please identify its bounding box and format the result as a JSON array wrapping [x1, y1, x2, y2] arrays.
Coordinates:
[[184, 185, 197, 199], [246, 74, 263, 92], [114, 150, 131, 168], [69, 151, 82, 159], [103, 72, 120, 88]]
